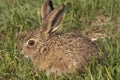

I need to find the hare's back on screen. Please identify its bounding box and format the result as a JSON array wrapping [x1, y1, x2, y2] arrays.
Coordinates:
[[50, 33, 99, 55]]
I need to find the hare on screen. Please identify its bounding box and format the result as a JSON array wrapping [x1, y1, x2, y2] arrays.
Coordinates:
[[22, 0, 100, 76]]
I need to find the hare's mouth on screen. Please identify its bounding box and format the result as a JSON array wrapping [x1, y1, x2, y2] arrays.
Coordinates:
[[22, 54, 33, 61], [24, 55, 29, 58], [20, 50, 24, 54], [20, 50, 29, 58]]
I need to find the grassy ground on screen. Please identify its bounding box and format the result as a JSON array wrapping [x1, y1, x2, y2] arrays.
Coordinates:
[[0, 0, 120, 80]]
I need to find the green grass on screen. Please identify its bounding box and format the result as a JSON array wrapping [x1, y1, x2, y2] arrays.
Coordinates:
[[0, 0, 120, 80]]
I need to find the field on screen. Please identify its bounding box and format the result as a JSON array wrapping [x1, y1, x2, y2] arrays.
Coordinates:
[[0, 0, 120, 80]]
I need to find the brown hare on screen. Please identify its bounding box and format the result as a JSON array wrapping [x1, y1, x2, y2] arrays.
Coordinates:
[[22, 0, 100, 76]]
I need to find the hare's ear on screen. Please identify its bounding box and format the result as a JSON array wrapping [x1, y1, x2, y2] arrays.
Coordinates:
[[42, 4, 65, 38], [41, 0, 54, 20]]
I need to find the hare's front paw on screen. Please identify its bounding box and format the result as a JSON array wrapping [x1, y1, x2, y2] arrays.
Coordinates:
[[46, 66, 62, 76]]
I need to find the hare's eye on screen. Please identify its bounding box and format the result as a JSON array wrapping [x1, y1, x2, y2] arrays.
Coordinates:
[[27, 38, 37, 47]]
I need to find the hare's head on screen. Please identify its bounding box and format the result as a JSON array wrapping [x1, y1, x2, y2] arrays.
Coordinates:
[[22, 0, 65, 58]]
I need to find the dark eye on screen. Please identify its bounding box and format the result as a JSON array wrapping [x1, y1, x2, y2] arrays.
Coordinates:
[[27, 38, 37, 47]]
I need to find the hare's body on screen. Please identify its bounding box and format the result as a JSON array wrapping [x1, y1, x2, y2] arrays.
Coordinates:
[[22, 0, 100, 76]]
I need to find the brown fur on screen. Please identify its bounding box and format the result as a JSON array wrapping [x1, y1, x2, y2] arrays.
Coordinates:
[[22, 0, 100, 76]]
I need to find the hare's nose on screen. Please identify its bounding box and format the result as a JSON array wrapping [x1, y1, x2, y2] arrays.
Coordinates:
[[16, 44, 23, 51], [19, 47, 24, 54], [18, 46, 22, 51], [20, 47, 23, 51]]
